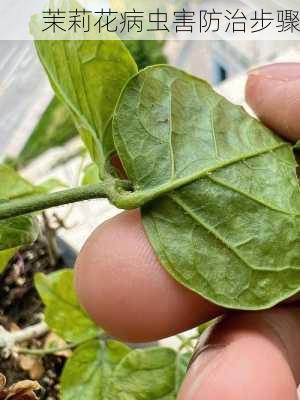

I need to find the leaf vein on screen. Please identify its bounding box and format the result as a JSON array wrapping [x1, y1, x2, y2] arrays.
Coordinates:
[[207, 174, 300, 217], [169, 192, 300, 272]]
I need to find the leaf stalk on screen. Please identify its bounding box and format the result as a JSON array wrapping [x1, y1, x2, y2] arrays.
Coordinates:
[[0, 181, 130, 221]]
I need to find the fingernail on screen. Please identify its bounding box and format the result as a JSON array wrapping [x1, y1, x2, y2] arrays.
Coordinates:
[[248, 63, 300, 82], [187, 343, 224, 372], [181, 344, 225, 399]]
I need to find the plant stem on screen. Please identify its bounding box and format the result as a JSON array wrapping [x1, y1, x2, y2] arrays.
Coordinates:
[[0, 183, 115, 221], [17, 334, 104, 356]]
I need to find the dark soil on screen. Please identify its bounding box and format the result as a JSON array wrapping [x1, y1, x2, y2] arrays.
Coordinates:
[[0, 227, 75, 399]]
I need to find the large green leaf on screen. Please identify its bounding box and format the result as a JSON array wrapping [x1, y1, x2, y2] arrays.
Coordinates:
[[35, 270, 100, 342], [113, 65, 300, 310], [60, 340, 131, 400], [33, 17, 138, 176], [105, 347, 178, 400], [17, 97, 76, 168]]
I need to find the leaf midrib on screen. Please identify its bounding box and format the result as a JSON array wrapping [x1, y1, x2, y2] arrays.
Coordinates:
[[124, 141, 289, 208]]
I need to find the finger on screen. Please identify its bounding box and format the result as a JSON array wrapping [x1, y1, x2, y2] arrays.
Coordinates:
[[179, 306, 300, 400], [75, 210, 221, 342], [246, 63, 300, 141]]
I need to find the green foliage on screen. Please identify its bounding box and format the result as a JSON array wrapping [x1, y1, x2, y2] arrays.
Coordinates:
[[35, 269, 190, 399], [17, 97, 76, 168], [0, 164, 40, 271], [124, 41, 167, 70], [2, 15, 298, 397], [15, 40, 167, 170], [35, 178, 68, 194], [0, 247, 20, 274], [0, 216, 39, 252], [0, 164, 69, 272], [21, 4, 167, 172], [10, 30, 300, 310], [35, 270, 101, 342], [82, 163, 100, 186], [60, 340, 131, 400], [113, 65, 300, 310], [0, 164, 35, 200], [175, 352, 192, 393], [34, 39, 137, 177], [6, 33, 300, 309], [106, 347, 179, 400]]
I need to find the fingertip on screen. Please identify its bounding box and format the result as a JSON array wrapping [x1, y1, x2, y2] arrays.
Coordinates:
[[75, 210, 220, 342], [246, 63, 300, 142], [179, 311, 299, 400]]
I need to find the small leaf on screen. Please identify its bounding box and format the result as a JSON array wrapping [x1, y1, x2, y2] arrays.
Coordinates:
[[60, 340, 131, 400], [0, 247, 19, 274], [81, 164, 100, 186], [34, 270, 100, 342], [0, 165, 39, 258], [114, 65, 300, 310], [17, 96, 76, 168], [106, 347, 177, 400], [0, 165, 35, 200], [32, 2, 138, 176], [0, 217, 39, 252], [35, 178, 68, 194]]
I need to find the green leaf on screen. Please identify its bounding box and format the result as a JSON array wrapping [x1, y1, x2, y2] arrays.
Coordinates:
[[113, 65, 300, 310], [35, 270, 100, 342], [32, 5, 138, 176], [0, 164, 35, 200], [0, 165, 39, 255], [124, 41, 167, 70], [0, 247, 19, 274], [18, 41, 165, 169], [106, 347, 178, 400], [0, 164, 66, 198], [175, 352, 192, 393], [0, 216, 39, 251], [35, 178, 68, 193], [17, 96, 77, 168], [60, 340, 131, 400], [81, 163, 100, 186]]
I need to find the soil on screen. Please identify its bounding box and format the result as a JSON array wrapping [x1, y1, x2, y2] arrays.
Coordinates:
[[0, 227, 74, 399]]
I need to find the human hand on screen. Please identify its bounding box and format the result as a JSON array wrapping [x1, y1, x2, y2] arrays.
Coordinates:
[[75, 63, 300, 399]]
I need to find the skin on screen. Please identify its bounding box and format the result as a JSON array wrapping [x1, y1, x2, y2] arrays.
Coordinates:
[[76, 63, 300, 399]]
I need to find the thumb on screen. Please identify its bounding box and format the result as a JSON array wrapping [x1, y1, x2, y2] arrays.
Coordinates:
[[246, 63, 300, 142]]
